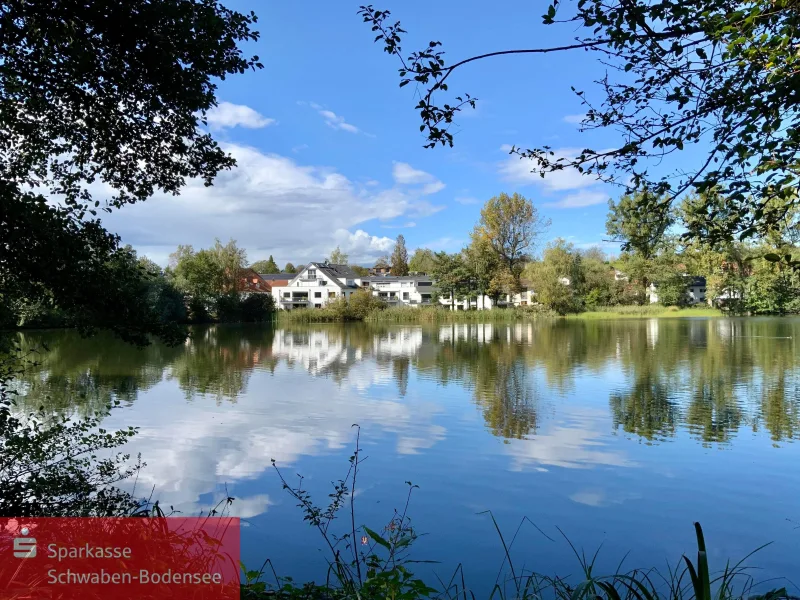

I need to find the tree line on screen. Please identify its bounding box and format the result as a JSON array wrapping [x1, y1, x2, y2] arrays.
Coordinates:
[[398, 191, 800, 316]]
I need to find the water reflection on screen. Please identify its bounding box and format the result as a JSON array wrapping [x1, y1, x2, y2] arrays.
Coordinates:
[[12, 319, 800, 447], [9, 318, 800, 588]]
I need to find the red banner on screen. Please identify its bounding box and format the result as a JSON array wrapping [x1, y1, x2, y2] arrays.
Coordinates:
[[0, 517, 240, 599]]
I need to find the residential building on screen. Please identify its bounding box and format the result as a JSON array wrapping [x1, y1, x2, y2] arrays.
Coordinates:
[[236, 269, 272, 295], [363, 275, 437, 306], [271, 262, 364, 310], [647, 276, 707, 304], [369, 264, 392, 276]]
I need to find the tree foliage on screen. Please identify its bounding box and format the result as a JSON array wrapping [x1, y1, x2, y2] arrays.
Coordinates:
[[251, 256, 279, 274], [408, 248, 438, 274], [359, 0, 800, 245], [474, 192, 550, 284], [527, 239, 584, 315], [390, 235, 410, 276], [1, 0, 261, 345], [431, 252, 469, 309], [327, 246, 349, 265]]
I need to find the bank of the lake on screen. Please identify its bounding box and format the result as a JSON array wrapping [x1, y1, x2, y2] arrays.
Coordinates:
[[277, 304, 726, 324]]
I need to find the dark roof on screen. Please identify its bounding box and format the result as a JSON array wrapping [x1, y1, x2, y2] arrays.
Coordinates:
[[291, 262, 362, 289], [258, 273, 295, 281], [689, 276, 707, 287], [315, 262, 359, 278]]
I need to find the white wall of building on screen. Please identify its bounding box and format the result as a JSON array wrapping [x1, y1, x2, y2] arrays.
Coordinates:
[[272, 263, 363, 310]]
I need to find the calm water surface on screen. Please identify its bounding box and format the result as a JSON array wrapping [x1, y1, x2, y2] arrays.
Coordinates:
[[13, 318, 800, 591]]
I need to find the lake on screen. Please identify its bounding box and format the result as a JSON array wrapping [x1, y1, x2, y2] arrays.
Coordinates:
[[11, 318, 800, 593]]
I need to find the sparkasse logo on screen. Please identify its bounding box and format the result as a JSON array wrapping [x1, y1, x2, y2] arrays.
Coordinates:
[[13, 526, 36, 559]]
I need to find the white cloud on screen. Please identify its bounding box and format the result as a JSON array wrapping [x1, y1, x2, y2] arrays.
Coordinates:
[[306, 102, 368, 135], [505, 410, 635, 471], [381, 221, 416, 229], [498, 145, 601, 192], [392, 162, 445, 196], [205, 102, 275, 130], [291, 144, 308, 153], [332, 229, 394, 256], [455, 196, 479, 205], [393, 162, 431, 185], [542, 190, 609, 209], [101, 144, 444, 265], [563, 114, 586, 124]]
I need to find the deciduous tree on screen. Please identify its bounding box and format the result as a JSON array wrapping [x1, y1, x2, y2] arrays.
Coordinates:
[[408, 248, 438, 274], [527, 239, 584, 315], [474, 192, 550, 285], [327, 246, 349, 265], [2, 0, 262, 346], [251, 256, 279, 273]]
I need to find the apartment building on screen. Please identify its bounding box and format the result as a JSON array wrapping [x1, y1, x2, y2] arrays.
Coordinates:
[[271, 262, 363, 310], [362, 275, 436, 306]]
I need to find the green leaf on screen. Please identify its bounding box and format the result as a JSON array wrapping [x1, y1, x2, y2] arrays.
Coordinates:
[[764, 253, 781, 262], [363, 526, 391, 550]]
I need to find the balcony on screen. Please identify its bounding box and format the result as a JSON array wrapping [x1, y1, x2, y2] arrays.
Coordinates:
[[296, 279, 327, 287]]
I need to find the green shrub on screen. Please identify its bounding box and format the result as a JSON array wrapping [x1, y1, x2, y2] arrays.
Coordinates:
[[348, 289, 387, 319], [240, 294, 275, 322]]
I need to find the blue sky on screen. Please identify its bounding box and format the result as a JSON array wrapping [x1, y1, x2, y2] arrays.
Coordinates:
[[105, 0, 629, 267]]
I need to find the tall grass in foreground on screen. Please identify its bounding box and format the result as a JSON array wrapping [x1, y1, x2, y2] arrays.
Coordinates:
[[242, 427, 795, 600]]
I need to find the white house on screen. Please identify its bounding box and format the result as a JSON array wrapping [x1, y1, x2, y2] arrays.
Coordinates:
[[647, 276, 707, 305], [271, 262, 363, 310], [363, 275, 437, 306]]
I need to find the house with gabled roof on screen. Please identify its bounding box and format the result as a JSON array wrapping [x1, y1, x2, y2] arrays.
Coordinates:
[[236, 268, 272, 295], [270, 262, 364, 310]]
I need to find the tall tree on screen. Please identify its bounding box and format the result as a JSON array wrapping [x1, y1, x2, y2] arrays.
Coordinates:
[[284, 262, 297, 273], [408, 248, 438, 274], [1, 0, 261, 346], [473, 192, 550, 286], [464, 234, 501, 309], [360, 1, 800, 245], [251, 255, 279, 274], [390, 235, 410, 275], [528, 239, 584, 315], [431, 252, 470, 310], [170, 239, 246, 299], [327, 246, 349, 265], [607, 189, 675, 295]]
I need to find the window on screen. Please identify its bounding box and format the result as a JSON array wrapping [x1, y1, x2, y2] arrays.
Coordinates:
[[421, 294, 431, 302], [329, 292, 336, 299], [314, 291, 322, 298], [315, 304, 321, 308], [252, 278, 258, 284], [403, 292, 409, 300], [389, 292, 396, 297], [283, 292, 290, 298], [307, 268, 316, 278], [700, 288, 706, 293], [417, 281, 432, 287]]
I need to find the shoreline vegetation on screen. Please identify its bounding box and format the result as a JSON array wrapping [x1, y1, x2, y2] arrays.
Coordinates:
[[277, 304, 727, 324]]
